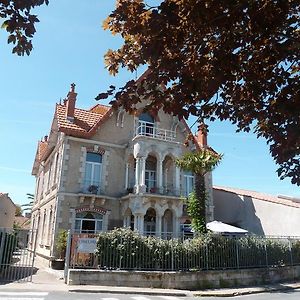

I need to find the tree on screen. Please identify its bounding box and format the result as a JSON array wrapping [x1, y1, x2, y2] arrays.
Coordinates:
[[99, 0, 300, 185], [15, 204, 23, 216], [20, 193, 34, 212], [0, 0, 49, 56], [175, 148, 222, 233]]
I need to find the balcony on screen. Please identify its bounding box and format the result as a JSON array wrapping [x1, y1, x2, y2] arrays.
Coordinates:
[[81, 181, 102, 195], [134, 123, 176, 142], [125, 185, 181, 197]]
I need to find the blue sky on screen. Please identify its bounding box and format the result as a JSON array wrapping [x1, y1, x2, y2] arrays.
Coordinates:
[[0, 1, 299, 206]]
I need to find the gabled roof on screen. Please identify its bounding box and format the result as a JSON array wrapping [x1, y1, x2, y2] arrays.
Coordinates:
[[0, 193, 16, 208], [55, 103, 111, 137], [213, 186, 300, 209], [14, 216, 31, 230], [32, 102, 111, 174]]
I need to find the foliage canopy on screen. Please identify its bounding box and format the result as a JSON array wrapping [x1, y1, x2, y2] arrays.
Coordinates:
[[0, 0, 49, 55], [100, 0, 300, 186], [176, 149, 222, 232]]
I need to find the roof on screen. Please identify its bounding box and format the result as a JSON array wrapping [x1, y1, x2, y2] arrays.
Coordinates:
[[55, 103, 110, 137], [14, 216, 31, 230], [214, 186, 300, 209], [33, 103, 111, 167], [0, 193, 16, 208], [207, 221, 248, 234]]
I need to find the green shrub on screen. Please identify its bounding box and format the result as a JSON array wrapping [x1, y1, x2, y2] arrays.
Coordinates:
[[55, 229, 68, 259], [95, 228, 300, 271]]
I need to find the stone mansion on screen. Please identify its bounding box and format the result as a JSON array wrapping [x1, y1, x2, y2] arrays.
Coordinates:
[[31, 81, 214, 260]]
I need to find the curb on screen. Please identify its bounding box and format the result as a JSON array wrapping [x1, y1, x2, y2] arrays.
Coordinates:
[[193, 284, 300, 297], [69, 289, 190, 297]]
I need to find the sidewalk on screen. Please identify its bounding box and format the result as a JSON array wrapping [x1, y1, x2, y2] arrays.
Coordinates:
[[1, 262, 300, 297]]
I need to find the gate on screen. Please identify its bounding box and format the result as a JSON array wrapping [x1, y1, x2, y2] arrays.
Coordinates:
[[0, 228, 37, 282]]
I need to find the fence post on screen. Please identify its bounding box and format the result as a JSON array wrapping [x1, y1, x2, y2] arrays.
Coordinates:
[[235, 238, 240, 269], [264, 239, 268, 267], [205, 243, 209, 270], [64, 230, 72, 283], [288, 238, 293, 266], [30, 229, 38, 282], [0, 229, 7, 267]]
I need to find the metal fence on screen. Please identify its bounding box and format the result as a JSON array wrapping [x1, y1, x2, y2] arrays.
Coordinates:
[[67, 231, 300, 272], [0, 228, 37, 282]]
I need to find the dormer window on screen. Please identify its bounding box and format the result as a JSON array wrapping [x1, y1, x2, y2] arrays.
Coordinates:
[[138, 112, 154, 136]]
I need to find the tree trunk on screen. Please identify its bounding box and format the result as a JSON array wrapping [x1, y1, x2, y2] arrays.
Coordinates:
[[194, 173, 207, 233]]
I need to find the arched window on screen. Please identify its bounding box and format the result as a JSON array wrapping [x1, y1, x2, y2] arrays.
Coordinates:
[[75, 211, 103, 233], [84, 152, 102, 194], [144, 208, 156, 236], [138, 112, 154, 136]]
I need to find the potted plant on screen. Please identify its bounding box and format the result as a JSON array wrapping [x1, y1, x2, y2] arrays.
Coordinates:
[[88, 185, 98, 194], [51, 229, 68, 270]]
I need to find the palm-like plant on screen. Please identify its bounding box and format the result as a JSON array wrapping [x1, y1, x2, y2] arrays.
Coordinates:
[[176, 149, 222, 233]]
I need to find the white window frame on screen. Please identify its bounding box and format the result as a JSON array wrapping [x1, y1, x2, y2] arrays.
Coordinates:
[[145, 170, 156, 192], [75, 212, 103, 234], [184, 173, 195, 197], [84, 152, 102, 193]]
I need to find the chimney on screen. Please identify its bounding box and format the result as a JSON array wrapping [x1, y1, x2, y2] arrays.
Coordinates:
[[66, 83, 77, 121], [196, 123, 208, 148]]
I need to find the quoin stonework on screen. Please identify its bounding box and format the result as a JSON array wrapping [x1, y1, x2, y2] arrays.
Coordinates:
[[31, 76, 214, 262]]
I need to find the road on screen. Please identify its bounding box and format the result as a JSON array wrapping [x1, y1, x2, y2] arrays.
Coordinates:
[[200, 290, 300, 300], [0, 290, 300, 300]]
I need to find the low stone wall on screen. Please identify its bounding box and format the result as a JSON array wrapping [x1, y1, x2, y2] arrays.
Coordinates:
[[68, 266, 300, 289]]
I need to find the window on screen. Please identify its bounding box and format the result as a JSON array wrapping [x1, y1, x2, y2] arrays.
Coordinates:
[[53, 152, 59, 184], [47, 160, 52, 190], [75, 212, 103, 233], [183, 171, 194, 197], [145, 170, 156, 192], [138, 113, 154, 136], [145, 156, 156, 192], [84, 152, 102, 194]]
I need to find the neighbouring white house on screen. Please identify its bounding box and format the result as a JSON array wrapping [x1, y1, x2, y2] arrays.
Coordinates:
[[30, 76, 215, 262], [0, 193, 16, 229], [213, 186, 300, 236]]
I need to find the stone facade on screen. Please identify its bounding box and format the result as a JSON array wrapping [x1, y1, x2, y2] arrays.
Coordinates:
[[0, 193, 16, 229], [31, 82, 214, 261]]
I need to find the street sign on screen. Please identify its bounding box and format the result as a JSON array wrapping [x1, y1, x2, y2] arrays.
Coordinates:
[[77, 238, 97, 253]]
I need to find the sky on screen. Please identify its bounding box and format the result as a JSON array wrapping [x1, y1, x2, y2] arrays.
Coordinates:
[[0, 1, 299, 206]]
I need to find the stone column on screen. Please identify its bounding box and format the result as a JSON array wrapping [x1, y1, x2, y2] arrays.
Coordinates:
[[133, 214, 138, 231], [172, 215, 180, 238], [175, 166, 181, 196], [125, 163, 129, 190], [139, 157, 147, 193], [134, 214, 144, 235], [157, 157, 163, 193], [134, 158, 140, 193], [155, 212, 163, 238]]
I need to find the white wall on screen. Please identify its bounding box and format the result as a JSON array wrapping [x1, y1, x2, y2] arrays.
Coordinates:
[[213, 189, 300, 236]]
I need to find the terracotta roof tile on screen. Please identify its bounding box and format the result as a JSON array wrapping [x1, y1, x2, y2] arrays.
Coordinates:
[[89, 104, 110, 115], [214, 186, 300, 208], [55, 104, 111, 137], [14, 216, 31, 230]]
